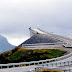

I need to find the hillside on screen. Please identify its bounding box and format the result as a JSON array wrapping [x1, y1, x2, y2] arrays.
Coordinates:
[[0, 47, 66, 64], [0, 35, 15, 53]]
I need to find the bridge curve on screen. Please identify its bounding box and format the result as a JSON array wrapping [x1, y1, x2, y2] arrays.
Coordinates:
[[1, 28, 72, 72]]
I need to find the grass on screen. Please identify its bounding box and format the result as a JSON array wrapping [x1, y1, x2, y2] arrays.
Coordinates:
[[38, 69, 61, 72], [0, 47, 66, 64]]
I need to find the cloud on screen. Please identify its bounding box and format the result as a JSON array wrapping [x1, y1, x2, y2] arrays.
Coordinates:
[[0, 0, 72, 45]]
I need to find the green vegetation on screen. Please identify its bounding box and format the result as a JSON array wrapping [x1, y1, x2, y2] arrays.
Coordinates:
[[38, 69, 61, 72], [0, 47, 66, 64]]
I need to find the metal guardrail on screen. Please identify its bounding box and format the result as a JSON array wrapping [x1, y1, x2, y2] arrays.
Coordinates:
[[37, 60, 72, 72], [39, 60, 72, 67], [0, 52, 72, 69]]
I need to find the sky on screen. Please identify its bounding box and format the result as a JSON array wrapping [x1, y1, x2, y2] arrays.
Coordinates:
[[0, 0, 72, 46]]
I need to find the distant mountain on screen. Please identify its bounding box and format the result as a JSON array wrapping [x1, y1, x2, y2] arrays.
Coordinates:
[[0, 35, 15, 53]]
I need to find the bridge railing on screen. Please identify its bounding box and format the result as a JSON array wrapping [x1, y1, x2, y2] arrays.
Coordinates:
[[0, 52, 72, 69], [39, 60, 72, 67], [36, 66, 72, 72], [37, 60, 72, 72], [36, 60, 72, 72]]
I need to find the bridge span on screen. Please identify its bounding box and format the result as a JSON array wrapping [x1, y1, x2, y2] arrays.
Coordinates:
[[1, 28, 72, 72], [0, 49, 72, 72]]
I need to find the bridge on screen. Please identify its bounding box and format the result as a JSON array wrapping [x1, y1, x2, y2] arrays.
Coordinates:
[[0, 28, 72, 72], [29, 28, 72, 47]]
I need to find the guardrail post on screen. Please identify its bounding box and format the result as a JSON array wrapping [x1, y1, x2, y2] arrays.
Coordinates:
[[56, 63, 57, 67], [60, 63, 61, 66], [71, 61, 72, 65], [29, 64, 30, 66], [42, 62, 43, 64], [69, 70, 70, 72], [7, 66, 9, 68], [47, 64, 48, 67], [19, 65, 20, 67], [38, 62, 39, 66], [64, 70, 66, 72], [68, 62, 69, 66], [34, 63, 35, 65], [64, 62, 65, 66], [42, 65, 44, 67], [13, 65, 15, 67], [46, 61, 47, 63], [49, 61, 50, 63], [1, 66, 2, 69], [51, 64, 53, 67]]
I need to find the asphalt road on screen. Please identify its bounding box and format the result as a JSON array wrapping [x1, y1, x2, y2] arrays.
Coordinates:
[[0, 65, 37, 72]]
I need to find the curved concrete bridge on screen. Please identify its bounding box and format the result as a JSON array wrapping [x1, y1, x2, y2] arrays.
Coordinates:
[[0, 28, 72, 72], [0, 48, 72, 72], [29, 28, 72, 47]]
